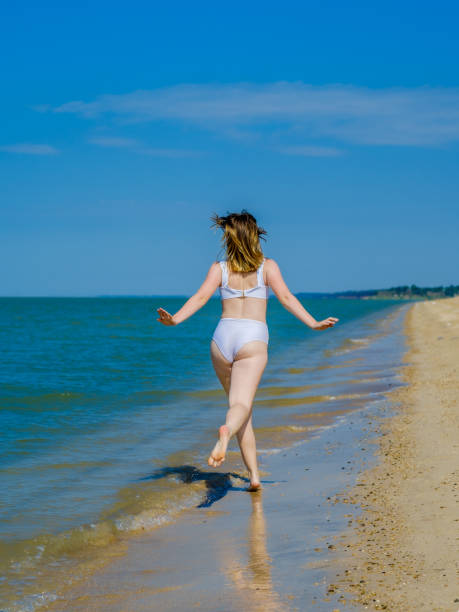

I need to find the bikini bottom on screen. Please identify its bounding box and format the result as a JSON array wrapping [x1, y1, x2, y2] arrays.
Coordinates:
[[211, 317, 269, 363]]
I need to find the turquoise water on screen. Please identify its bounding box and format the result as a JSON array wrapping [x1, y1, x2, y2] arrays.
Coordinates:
[[0, 295, 403, 610]]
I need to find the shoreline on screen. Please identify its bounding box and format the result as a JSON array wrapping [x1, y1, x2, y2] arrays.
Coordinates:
[[329, 297, 459, 611]]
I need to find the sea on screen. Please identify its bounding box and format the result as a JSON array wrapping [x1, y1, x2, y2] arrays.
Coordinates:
[[0, 295, 405, 611]]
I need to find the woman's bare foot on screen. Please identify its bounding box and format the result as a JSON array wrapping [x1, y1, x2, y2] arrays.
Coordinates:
[[208, 425, 231, 467], [246, 470, 261, 492], [247, 480, 261, 492]]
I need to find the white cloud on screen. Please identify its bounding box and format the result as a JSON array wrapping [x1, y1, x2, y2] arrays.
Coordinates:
[[278, 145, 343, 157], [89, 137, 140, 148], [137, 147, 202, 158], [88, 136, 200, 158], [52, 82, 459, 147], [0, 143, 59, 155]]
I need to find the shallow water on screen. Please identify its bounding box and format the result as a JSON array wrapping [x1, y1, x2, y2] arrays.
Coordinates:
[[0, 295, 403, 610]]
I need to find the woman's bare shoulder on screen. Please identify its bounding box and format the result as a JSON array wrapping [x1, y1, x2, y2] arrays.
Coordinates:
[[210, 261, 223, 274], [264, 258, 280, 271], [204, 261, 222, 279], [263, 258, 282, 285]]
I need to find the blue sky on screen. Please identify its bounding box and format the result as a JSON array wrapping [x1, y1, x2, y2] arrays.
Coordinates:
[[1, 1, 458, 296]]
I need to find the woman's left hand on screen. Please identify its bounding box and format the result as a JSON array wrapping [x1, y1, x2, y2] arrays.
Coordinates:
[[156, 307, 177, 326], [312, 317, 339, 330]]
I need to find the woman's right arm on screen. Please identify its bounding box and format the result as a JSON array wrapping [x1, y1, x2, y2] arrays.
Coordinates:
[[157, 262, 222, 326], [265, 259, 338, 330]]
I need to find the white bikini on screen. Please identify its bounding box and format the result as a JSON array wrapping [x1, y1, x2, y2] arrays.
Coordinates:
[[211, 259, 269, 363]]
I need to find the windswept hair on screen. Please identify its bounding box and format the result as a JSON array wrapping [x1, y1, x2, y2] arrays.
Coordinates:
[[211, 210, 267, 272]]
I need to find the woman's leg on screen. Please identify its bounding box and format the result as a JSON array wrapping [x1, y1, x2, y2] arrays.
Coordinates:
[[208, 340, 267, 480], [227, 342, 267, 488], [236, 416, 261, 490], [208, 340, 233, 468], [226, 341, 268, 435], [210, 339, 232, 395], [210, 340, 260, 486]]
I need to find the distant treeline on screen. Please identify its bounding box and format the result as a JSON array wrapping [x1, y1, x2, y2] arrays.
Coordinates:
[[297, 284, 459, 300]]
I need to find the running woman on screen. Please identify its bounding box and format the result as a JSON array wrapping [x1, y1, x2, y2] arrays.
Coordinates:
[[157, 211, 338, 491]]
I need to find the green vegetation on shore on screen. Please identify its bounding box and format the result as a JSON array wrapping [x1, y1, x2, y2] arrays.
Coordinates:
[[298, 285, 459, 300]]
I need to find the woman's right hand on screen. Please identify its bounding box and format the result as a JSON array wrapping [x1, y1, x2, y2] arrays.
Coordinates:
[[156, 307, 177, 326], [312, 317, 339, 330]]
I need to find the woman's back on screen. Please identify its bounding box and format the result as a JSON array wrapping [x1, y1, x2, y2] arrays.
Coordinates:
[[219, 259, 269, 323]]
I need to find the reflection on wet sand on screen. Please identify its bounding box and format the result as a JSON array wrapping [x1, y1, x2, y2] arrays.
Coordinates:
[[223, 493, 288, 612]]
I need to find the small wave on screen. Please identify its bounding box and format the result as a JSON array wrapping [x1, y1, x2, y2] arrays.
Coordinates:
[[252, 422, 322, 454], [257, 383, 319, 397], [255, 424, 320, 435], [0, 460, 113, 475], [4, 590, 58, 612], [285, 358, 364, 375], [114, 491, 203, 532], [187, 388, 226, 399], [323, 336, 371, 358], [257, 438, 309, 455], [2, 391, 88, 412], [255, 394, 332, 408]]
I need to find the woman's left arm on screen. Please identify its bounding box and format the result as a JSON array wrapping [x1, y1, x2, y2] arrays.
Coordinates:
[[157, 262, 222, 326]]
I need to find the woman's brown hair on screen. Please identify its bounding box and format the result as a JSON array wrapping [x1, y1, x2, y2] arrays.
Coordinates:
[[211, 210, 267, 272]]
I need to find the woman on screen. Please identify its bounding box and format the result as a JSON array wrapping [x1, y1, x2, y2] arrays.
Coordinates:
[[157, 211, 338, 491]]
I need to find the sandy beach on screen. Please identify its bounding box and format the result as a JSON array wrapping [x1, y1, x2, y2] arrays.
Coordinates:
[[330, 297, 459, 611]]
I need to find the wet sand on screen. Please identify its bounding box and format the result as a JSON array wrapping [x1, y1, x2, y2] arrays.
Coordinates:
[[329, 297, 459, 611]]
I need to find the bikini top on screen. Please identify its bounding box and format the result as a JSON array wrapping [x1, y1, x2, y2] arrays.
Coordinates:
[[219, 259, 269, 300]]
